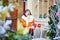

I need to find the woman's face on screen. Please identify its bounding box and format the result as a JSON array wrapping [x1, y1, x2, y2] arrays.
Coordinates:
[[25, 11, 30, 17]]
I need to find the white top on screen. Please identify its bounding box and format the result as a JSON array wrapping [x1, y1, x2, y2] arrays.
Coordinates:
[[4, 20, 12, 30], [0, 26, 6, 34], [22, 15, 34, 27], [8, 4, 15, 12], [4, 20, 12, 26], [22, 15, 34, 22]]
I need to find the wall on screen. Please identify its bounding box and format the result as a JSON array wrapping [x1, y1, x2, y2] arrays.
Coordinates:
[[18, 0, 24, 19], [25, 0, 33, 14]]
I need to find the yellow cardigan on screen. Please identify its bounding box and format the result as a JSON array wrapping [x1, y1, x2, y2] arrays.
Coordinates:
[[21, 15, 35, 28]]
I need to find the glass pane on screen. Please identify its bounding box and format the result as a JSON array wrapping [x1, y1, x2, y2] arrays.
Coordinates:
[[39, 0, 54, 18], [39, 0, 47, 18], [39, 7, 42, 18], [49, 0, 54, 6], [43, 0, 47, 18], [39, 0, 42, 18]]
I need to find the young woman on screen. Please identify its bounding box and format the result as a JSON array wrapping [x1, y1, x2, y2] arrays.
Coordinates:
[[21, 9, 35, 35]]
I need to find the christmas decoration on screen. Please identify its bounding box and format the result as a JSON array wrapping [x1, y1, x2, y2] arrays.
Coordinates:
[[2, 0, 6, 6], [56, 12, 59, 16], [47, 5, 59, 40]]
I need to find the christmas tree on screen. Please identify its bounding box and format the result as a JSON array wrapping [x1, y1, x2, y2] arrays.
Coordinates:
[[2, 0, 8, 6], [47, 5, 59, 40]]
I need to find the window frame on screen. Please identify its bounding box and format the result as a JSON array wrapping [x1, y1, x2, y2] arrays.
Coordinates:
[[35, 0, 55, 22]]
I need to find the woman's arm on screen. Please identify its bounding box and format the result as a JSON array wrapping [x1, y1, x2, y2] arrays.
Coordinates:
[[28, 19, 35, 27], [21, 19, 26, 28]]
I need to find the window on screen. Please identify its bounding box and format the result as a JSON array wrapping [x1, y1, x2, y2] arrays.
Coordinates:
[[39, 0, 54, 19], [33, 0, 55, 20], [39, 0, 47, 18]]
